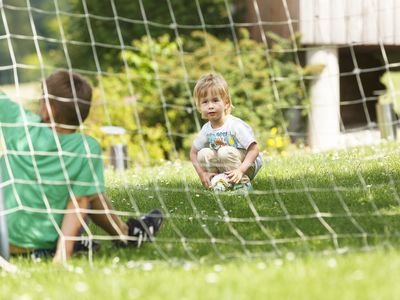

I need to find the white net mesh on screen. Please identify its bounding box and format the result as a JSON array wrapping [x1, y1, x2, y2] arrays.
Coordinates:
[[1, 0, 400, 265]]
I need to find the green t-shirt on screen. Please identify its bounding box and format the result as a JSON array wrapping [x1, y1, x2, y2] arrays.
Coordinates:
[[0, 93, 105, 249]]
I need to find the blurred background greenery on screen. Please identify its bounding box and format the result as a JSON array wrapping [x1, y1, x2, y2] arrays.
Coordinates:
[[0, 0, 316, 165]]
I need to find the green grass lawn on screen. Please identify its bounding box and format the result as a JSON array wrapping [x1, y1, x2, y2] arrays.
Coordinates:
[[3, 143, 400, 299], [3, 251, 400, 300]]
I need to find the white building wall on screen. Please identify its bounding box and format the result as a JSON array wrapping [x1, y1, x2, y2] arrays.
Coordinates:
[[300, 0, 400, 45]]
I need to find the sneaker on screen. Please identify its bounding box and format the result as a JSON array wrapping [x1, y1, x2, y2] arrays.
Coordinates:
[[126, 209, 164, 247], [73, 238, 101, 254], [232, 182, 253, 191]]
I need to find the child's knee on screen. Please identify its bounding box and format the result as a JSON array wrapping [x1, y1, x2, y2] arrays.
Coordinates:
[[217, 146, 241, 163], [197, 148, 216, 163]]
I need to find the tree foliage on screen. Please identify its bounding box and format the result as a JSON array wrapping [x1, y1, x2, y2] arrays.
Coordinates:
[[63, 0, 243, 72], [0, 0, 61, 83]]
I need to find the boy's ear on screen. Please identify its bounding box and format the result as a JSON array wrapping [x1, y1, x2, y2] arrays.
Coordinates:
[[40, 101, 57, 122]]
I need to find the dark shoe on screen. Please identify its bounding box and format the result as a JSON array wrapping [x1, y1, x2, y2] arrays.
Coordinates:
[[73, 238, 101, 254], [126, 209, 164, 247], [29, 248, 56, 260]]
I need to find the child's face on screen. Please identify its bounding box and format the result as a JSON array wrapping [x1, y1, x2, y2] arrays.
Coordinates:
[[198, 89, 230, 126]]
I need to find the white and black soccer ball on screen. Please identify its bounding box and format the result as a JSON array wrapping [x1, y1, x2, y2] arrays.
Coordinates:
[[210, 173, 232, 191]]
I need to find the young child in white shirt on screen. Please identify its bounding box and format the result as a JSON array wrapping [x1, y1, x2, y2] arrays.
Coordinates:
[[190, 73, 262, 190]]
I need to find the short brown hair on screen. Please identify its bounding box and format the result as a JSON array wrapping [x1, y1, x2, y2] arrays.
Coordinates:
[[193, 73, 232, 114], [43, 70, 92, 126]]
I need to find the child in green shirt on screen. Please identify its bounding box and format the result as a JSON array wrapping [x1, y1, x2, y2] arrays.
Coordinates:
[[0, 71, 163, 263]]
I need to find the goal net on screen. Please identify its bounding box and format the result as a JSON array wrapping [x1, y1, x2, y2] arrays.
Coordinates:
[[1, 0, 400, 265]]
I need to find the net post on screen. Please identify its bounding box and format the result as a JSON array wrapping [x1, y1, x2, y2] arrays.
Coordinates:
[[0, 171, 9, 261], [306, 47, 340, 151], [100, 126, 128, 171], [110, 144, 128, 171]]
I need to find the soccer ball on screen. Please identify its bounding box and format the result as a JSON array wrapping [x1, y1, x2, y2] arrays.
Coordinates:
[[210, 173, 232, 191]]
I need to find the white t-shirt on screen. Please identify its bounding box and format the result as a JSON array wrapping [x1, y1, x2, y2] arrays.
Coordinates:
[[193, 115, 262, 171]]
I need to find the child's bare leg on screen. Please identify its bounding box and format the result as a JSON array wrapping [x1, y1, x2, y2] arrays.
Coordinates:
[[88, 193, 128, 236], [197, 148, 219, 173], [54, 197, 90, 263], [54, 195, 129, 263], [89, 196, 163, 247]]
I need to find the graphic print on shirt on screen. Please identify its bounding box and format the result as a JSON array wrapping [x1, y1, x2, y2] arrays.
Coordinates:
[[207, 131, 239, 150]]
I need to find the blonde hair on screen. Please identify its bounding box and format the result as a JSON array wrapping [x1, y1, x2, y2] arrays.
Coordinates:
[[193, 73, 233, 114]]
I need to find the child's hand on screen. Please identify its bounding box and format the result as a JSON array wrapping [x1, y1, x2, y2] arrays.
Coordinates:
[[225, 169, 244, 184], [200, 172, 216, 189]]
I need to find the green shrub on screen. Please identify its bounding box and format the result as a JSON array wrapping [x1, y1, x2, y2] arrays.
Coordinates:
[[86, 30, 312, 165]]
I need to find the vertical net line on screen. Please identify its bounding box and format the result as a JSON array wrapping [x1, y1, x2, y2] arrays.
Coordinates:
[[276, 0, 340, 250], [51, 0, 103, 266], [165, 0, 201, 131], [282, 0, 370, 250], [194, 0, 254, 257], [253, 1, 360, 251], [77, 0, 141, 244], [220, 1, 259, 170], [27, 0, 101, 264], [0, 5, 27, 213], [0, 2, 65, 254], [378, 37, 400, 208], [27, 0, 88, 262], [222, 0, 257, 116], [248, 0, 309, 250], [165, 0, 227, 260], [138, 0, 198, 260], [0, 124, 24, 214], [375, 12, 400, 244], [283, 0, 371, 250], [137, 0, 178, 158], [349, 48, 373, 127], [221, 0, 282, 256], [108, 0, 170, 260], [279, 0, 338, 249], [194, 0, 216, 73], [51, 0, 123, 263], [345, 0, 397, 248], [80, 0, 112, 125], [309, 0, 372, 249]]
